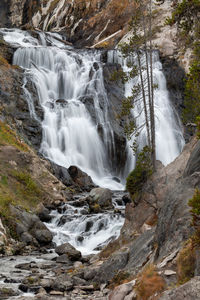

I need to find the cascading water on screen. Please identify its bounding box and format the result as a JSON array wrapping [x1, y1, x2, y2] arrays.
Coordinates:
[[108, 50, 185, 166], [0, 28, 185, 254], [1, 28, 124, 190]]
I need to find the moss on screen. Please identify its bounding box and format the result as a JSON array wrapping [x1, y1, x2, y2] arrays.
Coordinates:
[[177, 239, 195, 284], [0, 121, 29, 152], [135, 264, 165, 300]]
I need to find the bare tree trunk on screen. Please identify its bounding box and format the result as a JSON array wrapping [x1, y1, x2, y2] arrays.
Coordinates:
[[142, 12, 153, 149], [137, 51, 151, 147], [149, 0, 156, 170]]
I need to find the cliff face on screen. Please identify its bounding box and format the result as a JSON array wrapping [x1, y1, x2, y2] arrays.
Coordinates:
[[0, 0, 135, 47]]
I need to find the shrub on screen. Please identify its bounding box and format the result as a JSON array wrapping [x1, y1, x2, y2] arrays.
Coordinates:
[[188, 188, 200, 245], [126, 146, 152, 201], [135, 264, 165, 300], [177, 239, 195, 284]]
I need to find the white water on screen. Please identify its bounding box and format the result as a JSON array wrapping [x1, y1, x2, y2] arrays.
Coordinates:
[[0, 28, 185, 255], [108, 50, 185, 166], [46, 192, 125, 255], [1, 28, 124, 190]]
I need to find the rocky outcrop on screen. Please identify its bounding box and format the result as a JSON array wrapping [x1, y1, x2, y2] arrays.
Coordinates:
[[10, 205, 53, 246], [0, 0, 135, 48], [0, 40, 42, 149], [88, 137, 199, 292], [159, 276, 200, 300]]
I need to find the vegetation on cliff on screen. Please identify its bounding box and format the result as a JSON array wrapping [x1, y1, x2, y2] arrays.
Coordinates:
[[166, 0, 200, 128]]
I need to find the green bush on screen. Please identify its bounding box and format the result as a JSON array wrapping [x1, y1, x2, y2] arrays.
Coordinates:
[[188, 189, 200, 245], [126, 146, 152, 201]]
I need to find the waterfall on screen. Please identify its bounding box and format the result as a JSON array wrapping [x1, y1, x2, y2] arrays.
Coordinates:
[[1, 29, 184, 189], [108, 50, 185, 166], [0, 28, 185, 255], [1, 28, 125, 190]]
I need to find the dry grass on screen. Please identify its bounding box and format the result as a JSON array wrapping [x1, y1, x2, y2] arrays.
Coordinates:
[[135, 264, 165, 300], [177, 239, 195, 285]]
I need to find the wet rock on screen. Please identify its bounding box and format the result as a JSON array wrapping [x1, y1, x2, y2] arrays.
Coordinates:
[[55, 242, 82, 261], [0, 287, 19, 299], [68, 166, 95, 191], [87, 188, 113, 210], [159, 276, 200, 300], [56, 254, 73, 265], [35, 203, 52, 222], [10, 205, 53, 246], [50, 162, 73, 186]]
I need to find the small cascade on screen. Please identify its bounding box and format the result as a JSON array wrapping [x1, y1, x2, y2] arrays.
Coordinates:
[[46, 192, 125, 255], [108, 50, 185, 166]]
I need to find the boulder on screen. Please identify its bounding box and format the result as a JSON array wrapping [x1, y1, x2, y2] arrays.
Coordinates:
[[50, 162, 73, 186], [159, 276, 200, 300], [10, 205, 53, 246], [55, 242, 82, 261], [184, 141, 200, 177], [35, 203, 52, 222], [109, 280, 136, 300], [87, 188, 113, 210], [68, 166, 95, 191], [93, 250, 129, 284]]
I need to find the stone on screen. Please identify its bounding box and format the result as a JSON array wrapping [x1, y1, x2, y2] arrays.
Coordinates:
[[50, 291, 63, 295], [0, 287, 19, 298], [74, 261, 83, 268], [56, 254, 73, 265], [164, 270, 176, 276], [87, 188, 113, 210], [93, 250, 129, 284], [125, 229, 155, 275], [159, 277, 200, 300], [55, 242, 82, 261], [35, 203, 52, 222], [68, 165, 95, 191], [51, 274, 73, 292], [109, 280, 136, 300], [9, 205, 53, 246], [50, 162, 73, 186], [184, 141, 200, 177]]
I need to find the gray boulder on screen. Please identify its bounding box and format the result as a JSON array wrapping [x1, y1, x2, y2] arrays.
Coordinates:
[[36, 203, 52, 222], [55, 242, 82, 261], [10, 205, 53, 246], [87, 188, 113, 211], [159, 276, 200, 300], [50, 162, 73, 186], [68, 165, 95, 191], [184, 141, 200, 177]]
